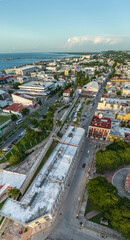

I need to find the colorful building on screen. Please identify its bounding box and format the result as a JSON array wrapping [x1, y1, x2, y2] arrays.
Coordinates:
[[111, 77, 130, 85], [117, 112, 130, 121], [88, 115, 112, 140]]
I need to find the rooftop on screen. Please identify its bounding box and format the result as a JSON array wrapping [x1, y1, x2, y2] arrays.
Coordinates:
[[11, 65, 36, 71], [64, 88, 72, 94], [111, 77, 130, 82], [19, 81, 54, 89], [0, 126, 85, 224], [90, 115, 112, 129], [4, 103, 27, 113], [0, 170, 26, 195], [83, 81, 99, 91]]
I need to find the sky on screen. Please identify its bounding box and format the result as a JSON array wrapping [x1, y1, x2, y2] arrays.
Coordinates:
[[0, 0, 130, 53]]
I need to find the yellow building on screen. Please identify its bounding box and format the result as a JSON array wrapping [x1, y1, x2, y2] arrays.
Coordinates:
[[122, 84, 130, 96], [111, 78, 130, 85], [107, 134, 124, 142], [117, 113, 130, 121], [65, 69, 70, 76]]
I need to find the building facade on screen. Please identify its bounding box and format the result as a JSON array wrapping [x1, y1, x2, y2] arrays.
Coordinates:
[[88, 115, 112, 140]]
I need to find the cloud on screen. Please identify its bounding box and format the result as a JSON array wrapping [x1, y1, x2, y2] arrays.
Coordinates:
[[67, 35, 122, 47]]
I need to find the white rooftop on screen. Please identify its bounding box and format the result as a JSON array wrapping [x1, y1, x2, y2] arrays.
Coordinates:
[[59, 126, 85, 146], [0, 126, 85, 224], [0, 90, 6, 95], [0, 170, 26, 189], [83, 81, 99, 92], [19, 81, 54, 89], [15, 65, 36, 71]]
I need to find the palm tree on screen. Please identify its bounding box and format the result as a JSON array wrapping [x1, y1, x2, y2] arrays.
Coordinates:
[[8, 188, 20, 199], [20, 139, 26, 150], [0, 149, 7, 161], [56, 119, 62, 128]]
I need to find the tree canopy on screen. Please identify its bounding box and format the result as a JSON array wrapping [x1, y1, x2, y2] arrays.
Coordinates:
[[96, 141, 130, 171], [11, 114, 18, 121], [87, 177, 130, 239], [87, 177, 119, 211], [21, 107, 30, 116], [76, 71, 89, 87]]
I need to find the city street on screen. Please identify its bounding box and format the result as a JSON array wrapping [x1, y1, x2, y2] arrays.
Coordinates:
[[31, 78, 117, 240], [0, 94, 59, 150]]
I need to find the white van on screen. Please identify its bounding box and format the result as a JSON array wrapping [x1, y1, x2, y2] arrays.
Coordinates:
[[16, 119, 22, 125]]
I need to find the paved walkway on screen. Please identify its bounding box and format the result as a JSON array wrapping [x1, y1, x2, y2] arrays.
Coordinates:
[[85, 211, 99, 220], [112, 167, 130, 198]]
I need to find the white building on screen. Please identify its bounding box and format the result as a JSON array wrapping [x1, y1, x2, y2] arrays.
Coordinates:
[[83, 81, 99, 92], [0, 170, 26, 198], [5, 65, 37, 76], [11, 93, 36, 106], [0, 126, 85, 227], [19, 81, 55, 96]]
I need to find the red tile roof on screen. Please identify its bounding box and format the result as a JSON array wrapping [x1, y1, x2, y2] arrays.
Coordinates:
[[64, 88, 72, 93], [77, 86, 82, 89], [90, 115, 112, 129], [4, 103, 25, 113], [0, 76, 17, 81]]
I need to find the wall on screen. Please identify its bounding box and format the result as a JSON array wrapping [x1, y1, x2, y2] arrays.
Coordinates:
[[20, 135, 54, 195], [12, 94, 33, 106]]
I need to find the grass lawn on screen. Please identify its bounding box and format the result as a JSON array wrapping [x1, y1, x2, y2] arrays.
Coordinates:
[[85, 198, 96, 215], [0, 116, 10, 125], [89, 213, 102, 224]]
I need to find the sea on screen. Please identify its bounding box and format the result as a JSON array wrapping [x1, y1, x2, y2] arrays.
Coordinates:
[[0, 52, 79, 71]]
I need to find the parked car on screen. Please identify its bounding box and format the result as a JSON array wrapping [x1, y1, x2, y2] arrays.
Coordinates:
[[16, 119, 22, 125], [2, 148, 9, 152], [82, 163, 86, 168], [7, 145, 12, 149]]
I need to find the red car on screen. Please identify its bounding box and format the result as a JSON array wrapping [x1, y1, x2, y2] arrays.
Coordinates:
[[82, 163, 86, 168]]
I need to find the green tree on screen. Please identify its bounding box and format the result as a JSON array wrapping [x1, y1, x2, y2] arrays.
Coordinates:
[[104, 88, 108, 94], [87, 177, 120, 211], [106, 207, 130, 239], [96, 150, 121, 171], [56, 119, 62, 127], [70, 89, 74, 97], [11, 114, 18, 121], [13, 82, 21, 89], [28, 118, 38, 126], [86, 100, 91, 105], [0, 149, 7, 161], [9, 154, 20, 165], [54, 74, 58, 80], [8, 188, 20, 199], [21, 108, 30, 116], [117, 90, 121, 96], [20, 139, 26, 150]]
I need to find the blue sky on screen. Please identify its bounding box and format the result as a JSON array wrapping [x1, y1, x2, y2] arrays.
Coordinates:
[[0, 0, 130, 53]]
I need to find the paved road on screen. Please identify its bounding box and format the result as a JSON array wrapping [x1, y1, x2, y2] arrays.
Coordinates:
[[0, 94, 59, 150]]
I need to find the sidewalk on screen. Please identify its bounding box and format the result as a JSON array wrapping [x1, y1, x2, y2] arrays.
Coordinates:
[[85, 211, 99, 220]]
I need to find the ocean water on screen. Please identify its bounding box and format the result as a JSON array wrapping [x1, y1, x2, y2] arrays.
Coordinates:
[[0, 52, 77, 71]]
